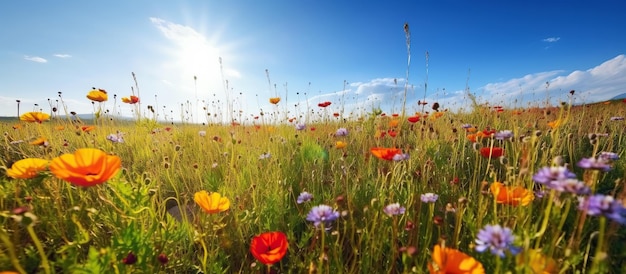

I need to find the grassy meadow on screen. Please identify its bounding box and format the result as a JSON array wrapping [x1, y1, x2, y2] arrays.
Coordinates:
[[2, 93, 626, 274]]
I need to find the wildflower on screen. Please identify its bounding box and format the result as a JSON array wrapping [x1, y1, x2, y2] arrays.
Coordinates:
[[106, 132, 124, 143], [461, 123, 473, 129], [335, 127, 349, 136], [19, 112, 50, 123], [157, 253, 169, 265], [198, 130, 206, 137], [121, 95, 140, 104], [421, 193, 439, 203], [121, 251, 137, 265], [479, 147, 504, 158], [30, 137, 48, 147], [599, 151, 619, 161], [250, 231, 288, 265], [407, 115, 420, 123], [194, 191, 230, 214], [49, 148, 121, 187], [318, 101, 331, 107], [259, 152, 271, 160], [297, 191, 313, 204], [295, 123, 306, 131], [577, 157, 612, 172], [335, 141, 347, 149], [517, 249, 557, 274], [86, 88, 108, 102], [383, 203, 406, 216], [494, 130, 514, 140], [5, 158, 49, 179], [490, 182, 534, 206], [549, 179, 590, 195], [392, 153, 410, 161], [81, 125, 95, 132], [578, 194, 626, 224], [428, 244, 485, 274], [610, 116, 624, 121], [370, 147, 403, 161], [532, 166, 577, 189], [269, 97, 281, 104], [547, 119, 561, 129], [389, 119, 400, 127], [475, 224, 521, 257], [306, 204, 339, 229]]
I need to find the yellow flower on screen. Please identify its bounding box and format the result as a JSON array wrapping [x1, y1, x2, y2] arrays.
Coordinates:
[[49, 148, 121, 187], [429, 244, 485, 274], [194, 191, 230, 214], [5, 158, 49, 179], [335, 141, 347, 149], [517, 249, 557, 274], [87, 88, 108, 102], [19, 112, 50, 123]]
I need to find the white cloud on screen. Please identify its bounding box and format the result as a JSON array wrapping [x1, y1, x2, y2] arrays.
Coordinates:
[[53, 54, 72, 58], [24, 55, 47, 63], [543, 37, 560, 43]]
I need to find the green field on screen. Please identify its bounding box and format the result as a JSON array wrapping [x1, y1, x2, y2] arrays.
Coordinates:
[[1, 98, 626, 273]]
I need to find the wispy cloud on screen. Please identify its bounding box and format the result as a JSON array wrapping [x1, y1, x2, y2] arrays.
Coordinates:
[[24, 55, 47, 63], [53, 54, 72, 58], [543, 37, 561, 43]]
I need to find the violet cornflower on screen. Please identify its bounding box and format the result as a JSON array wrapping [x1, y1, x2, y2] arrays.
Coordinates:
[[532, 166, 577, 189], [106, 132, 124, 143], [494, 130, 514, 140], [335, 128, 349, 137], [475, 224, 521, 257], [577, 157, 612, 172], [420, 193, 439, 203], [295, 123, 306, 131], [610, 116, 624, 121], [297, 192, 313, 204], [578, 194, 626, 224], [383, 203, 406, 216], [306, 205, 340, 229], [392, 153, 410, 161], [551, 179, 590, 195]]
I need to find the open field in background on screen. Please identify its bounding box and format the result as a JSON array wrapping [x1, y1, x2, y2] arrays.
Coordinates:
[[1, 95, 626, 274]]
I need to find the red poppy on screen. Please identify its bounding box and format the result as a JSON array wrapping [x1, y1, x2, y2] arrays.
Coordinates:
[[482, 129, 496, 136], [318, 101, 331, 107], [392, 113, 399, 117], [333, 112, 340, 117], [371, 147, 402, 161], [387, 129, 398, 138], [407, 116, 420, 123], [250, 231, 288, 265], [121, 95, 140, 104], [480, 147, 504, 158]]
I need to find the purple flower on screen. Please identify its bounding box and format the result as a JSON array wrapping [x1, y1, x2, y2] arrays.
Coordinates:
[[461, 124, 473, 129], [577, 157, 612, 172], [106, 132, 124, 143], [475, 224, 521, 257], [532, 166, 577, 188], [392, 153, 410, 161], [578, 194, 626, 224], [198, 130, 206, 137], [297, 192, 313, 204], [551, 179, 590, 195], [420, 193, 439, 203], [383, 203, 406, 216], [494, 130, 514, 140], [599, 152, 619, 161], [335, 128, 349, 137], [295, 123, 306, 131], [259, 152, 271, 160], [306, 205, 340, 229], [610, 116, 624, 121]]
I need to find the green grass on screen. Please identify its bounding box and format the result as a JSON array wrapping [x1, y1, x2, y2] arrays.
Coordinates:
[[1, 99, 626, 273]]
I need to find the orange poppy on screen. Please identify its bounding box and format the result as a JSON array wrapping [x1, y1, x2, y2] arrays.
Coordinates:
[[250, 231, 288, 266], [371, 147, 402, 161], [19, 112, 50, 123], [194, 191, 230, 214], [269, 97, 281, 104], [431, 112, 444, 119], [121, 95, 140, 104], [479, 147, 504, 158], [335, 141, 347, 149], [5, 158, 49, 179], [87, 88, 108, 102], [81, 125, 96, 132], [30, 137, 48, 146], [49, 148, 121, 187], [547, 119, 561, 129], [466, 134, 478, 143], [490, 181, 534, 206], [428, 244, 485, 274], [389, 119, 400, 127]]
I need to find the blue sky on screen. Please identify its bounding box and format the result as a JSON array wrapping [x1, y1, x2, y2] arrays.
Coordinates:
[[1, 1, 625, 122]]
